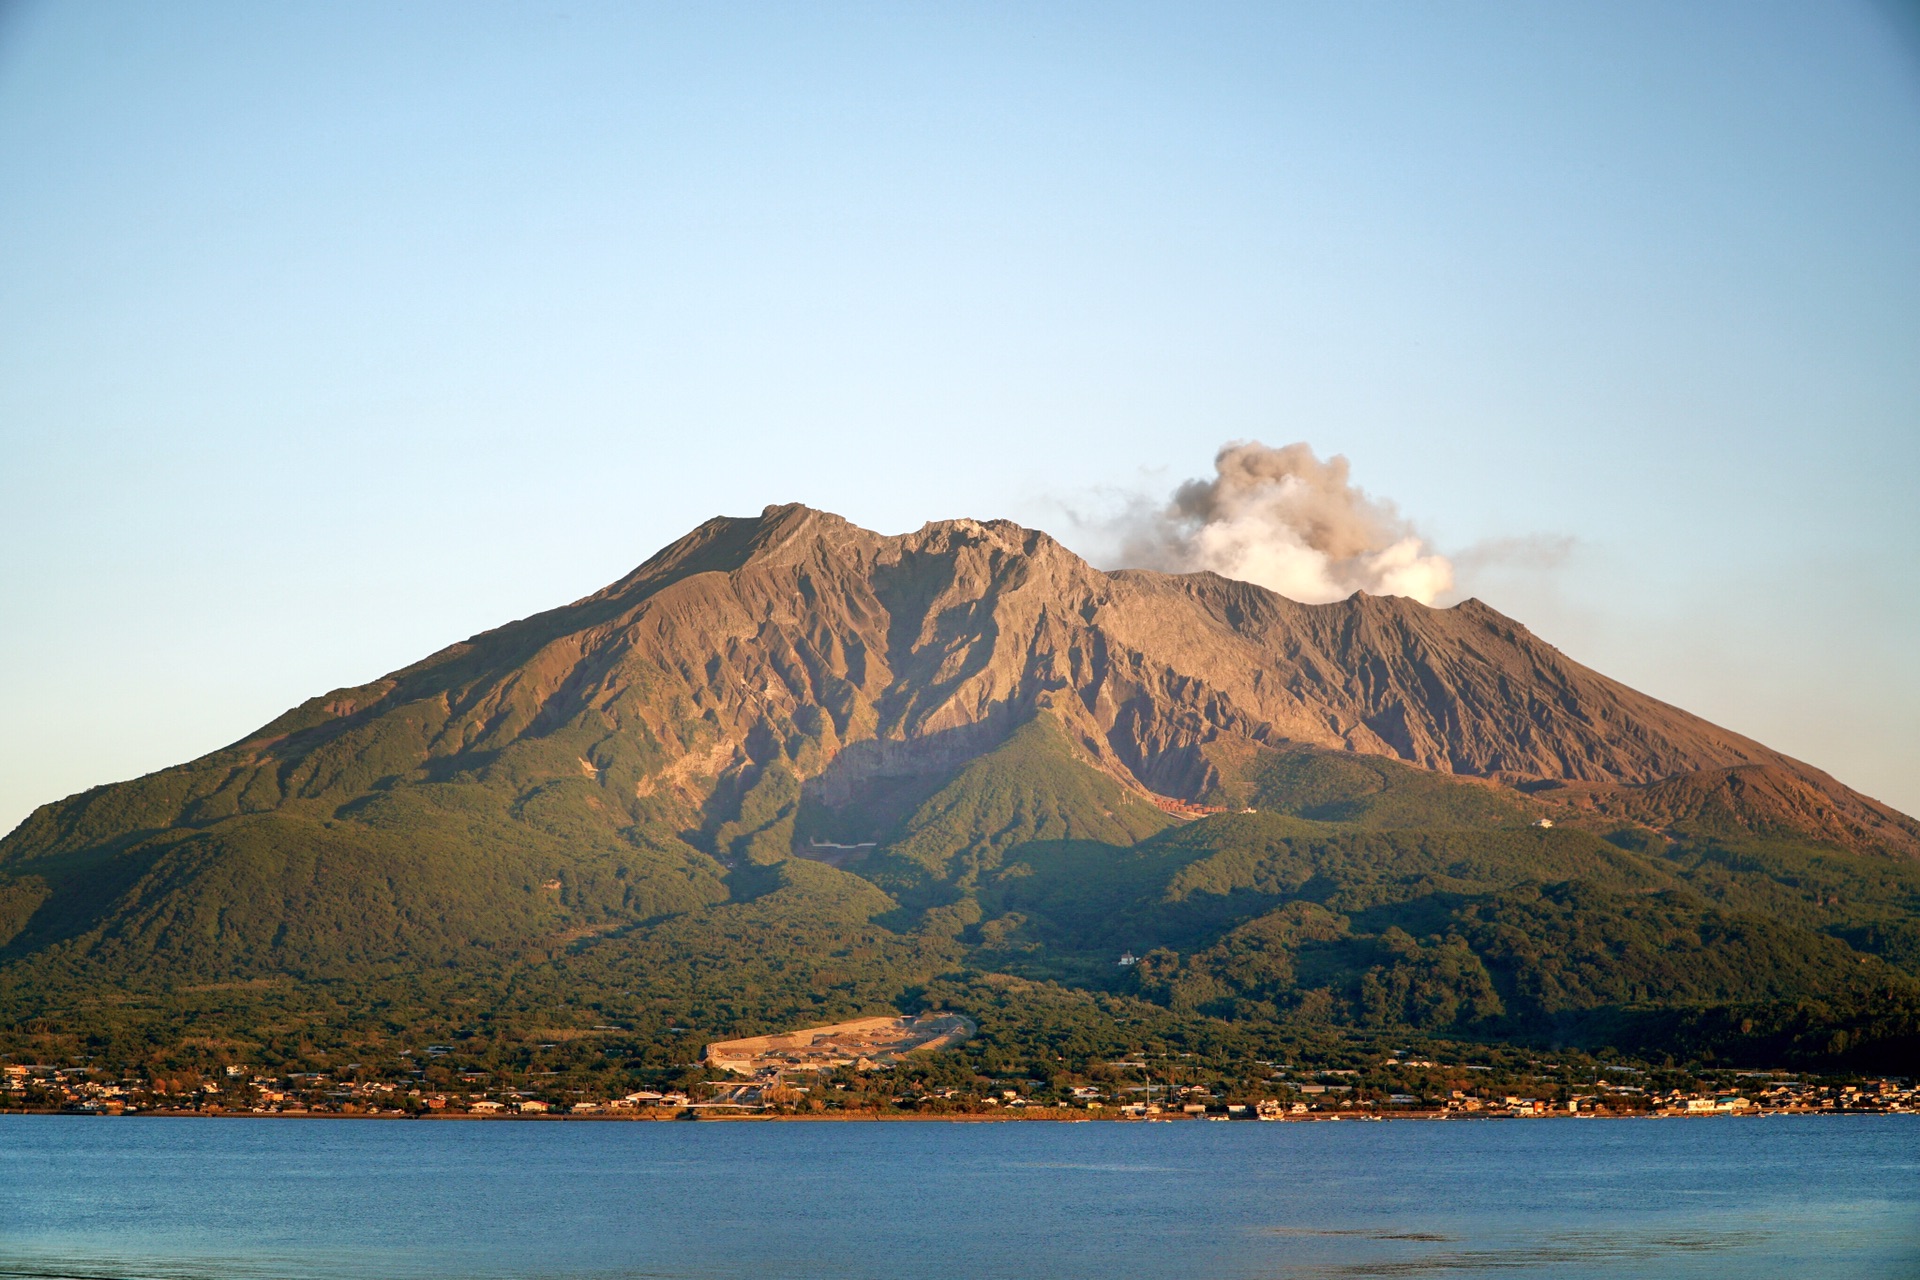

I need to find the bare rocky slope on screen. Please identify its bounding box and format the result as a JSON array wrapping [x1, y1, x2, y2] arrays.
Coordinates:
[[12, 502, 1912, 864]]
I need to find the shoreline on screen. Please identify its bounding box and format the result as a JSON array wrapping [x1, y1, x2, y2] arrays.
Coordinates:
[[3, 1106, 1895, 1124]]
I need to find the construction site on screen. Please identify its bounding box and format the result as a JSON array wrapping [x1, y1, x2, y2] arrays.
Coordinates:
[[705, 1013, 976, 1076]]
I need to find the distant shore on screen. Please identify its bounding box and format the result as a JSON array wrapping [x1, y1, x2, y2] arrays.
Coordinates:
[[7, 1105, 1895, 1124]]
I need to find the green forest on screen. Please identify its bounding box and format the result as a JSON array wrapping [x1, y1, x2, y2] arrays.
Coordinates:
[[3, 704, 1917, 1097]]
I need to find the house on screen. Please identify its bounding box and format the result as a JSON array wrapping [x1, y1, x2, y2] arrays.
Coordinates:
[[468, 1100, 504, 1113], [517, 1099, 550, 1114]]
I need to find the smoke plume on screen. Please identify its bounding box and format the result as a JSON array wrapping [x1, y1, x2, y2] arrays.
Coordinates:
[[1115, 442, 1455, 605]]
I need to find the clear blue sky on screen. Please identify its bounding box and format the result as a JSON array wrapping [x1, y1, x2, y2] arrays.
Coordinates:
[[3, 0, 1916, 829]]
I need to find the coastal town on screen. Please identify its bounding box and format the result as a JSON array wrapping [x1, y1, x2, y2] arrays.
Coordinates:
[[4, 1051, 1911, 1121]]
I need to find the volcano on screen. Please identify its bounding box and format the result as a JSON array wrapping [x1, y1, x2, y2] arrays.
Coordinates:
[[3, 504, 1915, 1075]]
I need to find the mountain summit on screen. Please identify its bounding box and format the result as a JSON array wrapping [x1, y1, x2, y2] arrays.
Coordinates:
[[35, 502, 1904, 848], [3, 505, 1916, 1077]]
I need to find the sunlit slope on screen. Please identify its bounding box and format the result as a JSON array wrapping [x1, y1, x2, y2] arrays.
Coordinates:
[[8, 504, 1910, 875]]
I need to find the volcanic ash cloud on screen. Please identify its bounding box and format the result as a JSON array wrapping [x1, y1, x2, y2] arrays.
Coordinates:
[[1119, 441, 1455, 605]]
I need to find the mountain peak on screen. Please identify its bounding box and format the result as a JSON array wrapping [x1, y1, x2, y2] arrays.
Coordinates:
[[18, 504, 1909, 866], [455, 510, 1902, 821]]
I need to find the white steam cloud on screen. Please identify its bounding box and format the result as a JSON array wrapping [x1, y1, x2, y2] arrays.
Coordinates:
[[1116, 442, 1455, 605]]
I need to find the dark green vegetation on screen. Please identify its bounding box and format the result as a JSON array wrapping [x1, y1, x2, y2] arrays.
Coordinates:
[[3, 506, 1916, 1094], [3, 708, 1917, 1091]]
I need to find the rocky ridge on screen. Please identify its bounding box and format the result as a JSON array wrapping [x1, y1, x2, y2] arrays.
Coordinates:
[[18, 502, 1908, 864]]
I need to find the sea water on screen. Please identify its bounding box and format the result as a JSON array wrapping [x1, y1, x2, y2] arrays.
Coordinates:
[[0, 1114, 1914, 1279]]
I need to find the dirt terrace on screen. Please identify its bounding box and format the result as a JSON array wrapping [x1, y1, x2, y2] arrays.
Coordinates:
[[706, 1013, 976, 1075]]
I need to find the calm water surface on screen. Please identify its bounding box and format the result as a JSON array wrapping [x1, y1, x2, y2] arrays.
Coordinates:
[[0, 1114, 1914, 1279]]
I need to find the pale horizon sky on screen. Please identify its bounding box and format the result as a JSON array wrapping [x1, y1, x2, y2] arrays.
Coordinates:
[[3, 0, 1917, 829]]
